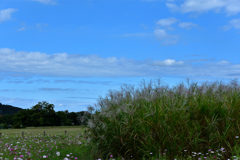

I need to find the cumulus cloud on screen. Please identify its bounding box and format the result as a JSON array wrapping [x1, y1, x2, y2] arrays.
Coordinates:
[[32, 0, 57, 5], [0, 8, 17, 23], [166, 0, 240, 15], [154, 18, 198, 44], [153, 29, 179, 45], [179, 22, 198, 30]]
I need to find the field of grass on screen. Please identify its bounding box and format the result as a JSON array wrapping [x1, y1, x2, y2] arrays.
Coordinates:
[[0, 125, 94, 160]]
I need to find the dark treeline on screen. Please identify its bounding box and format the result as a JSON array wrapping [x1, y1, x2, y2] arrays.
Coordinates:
[[0, 101, 91, 129], [0, 103, 23, 115]]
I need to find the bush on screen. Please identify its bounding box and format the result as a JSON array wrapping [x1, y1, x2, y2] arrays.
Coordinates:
[[3, 123, 8, 129], [0, 123, 8, 129], [12, 122, 25, 128]]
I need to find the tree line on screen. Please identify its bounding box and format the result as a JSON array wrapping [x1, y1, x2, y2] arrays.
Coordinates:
[[0, 103, 23, 115], [0, 101, 92, 129]]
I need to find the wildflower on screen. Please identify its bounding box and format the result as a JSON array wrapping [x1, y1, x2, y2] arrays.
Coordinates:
[[43, 155, 48, 158], [56, 152, 60, 156]]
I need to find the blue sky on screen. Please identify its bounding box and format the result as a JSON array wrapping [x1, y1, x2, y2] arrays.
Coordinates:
[[0, 0, 240, 113]]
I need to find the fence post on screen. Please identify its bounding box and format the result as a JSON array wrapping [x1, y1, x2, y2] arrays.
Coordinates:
[[22, 132, 24, 138], [65, 130, 67, 136], [44, 131, 45, 136]]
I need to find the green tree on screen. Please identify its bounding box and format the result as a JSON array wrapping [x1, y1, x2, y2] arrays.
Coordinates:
[[31, 101, 55, 115], [12, 110, 27, 126], [66, 119, 73, 126], [56, 111, 67, 126], [2, 114, 14, 125], [67, 112, 79, 125]]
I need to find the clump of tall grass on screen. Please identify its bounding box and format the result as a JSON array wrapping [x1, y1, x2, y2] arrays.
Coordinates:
[[84, 78, 240, 160]]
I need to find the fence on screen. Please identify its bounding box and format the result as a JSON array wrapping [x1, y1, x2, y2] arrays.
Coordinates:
[[0, 130, 87, 138]]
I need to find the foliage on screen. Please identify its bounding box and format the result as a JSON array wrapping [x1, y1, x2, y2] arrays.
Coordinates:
[[0, 114, 14, 125], [0, 103, 23, 115], [12, 122, 25, 129], [83, 77, 240, 160], [0, 123, 8, 129], [0, 101, 91, 129]]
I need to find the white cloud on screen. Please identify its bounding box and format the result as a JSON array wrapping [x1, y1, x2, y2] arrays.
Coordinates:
[[216, 60, 231, 65], [0, 48, 239, 83], [0, 8, 17, 23], [17, 27, 27, 31], [0, 48, 184, 77], [32, 0, 57, 5], [179, 22, 198, 30], [166, 3, 179, 12], [153, 29, 179, 45], [222, 18, 240, 30], [152, 59, 184, 66], [166, 0, 240, 15], [229, 18, 240, 29], [16, 23, 49, 31], [154, 29, 168, 38], [156, 17, 178, 27]]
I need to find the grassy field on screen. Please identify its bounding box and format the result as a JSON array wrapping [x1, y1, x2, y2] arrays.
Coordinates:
[[0, 126, 88, 138], [0, 125, 94, 160]]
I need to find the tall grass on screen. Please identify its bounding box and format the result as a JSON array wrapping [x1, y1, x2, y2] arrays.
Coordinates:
[[83, 77, 240, 160]]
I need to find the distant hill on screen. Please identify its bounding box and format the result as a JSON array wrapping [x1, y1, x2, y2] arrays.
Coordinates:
[[0, 103, 25, 115]]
